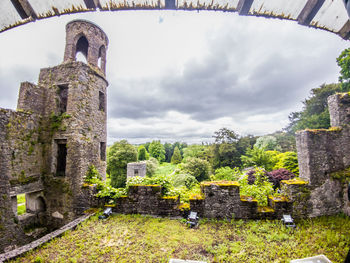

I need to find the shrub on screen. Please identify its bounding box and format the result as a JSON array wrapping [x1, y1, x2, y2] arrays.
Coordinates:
[[273, 151, 299, 176], [126, 175, 172, 195], [211, 166, 241, 181], [181, 157, 211, 182], [245, 168, 269, 185], [146, 157, 159, 177], [239, 167, 274, 206], [267, 168, 295, 189], [172, 174, 198, 189], [84, 164, 101, 184]]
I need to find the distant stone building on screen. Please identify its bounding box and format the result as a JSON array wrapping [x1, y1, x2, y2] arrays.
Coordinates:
[[0, 20, 108, 252], [127, 162, 147, 178]]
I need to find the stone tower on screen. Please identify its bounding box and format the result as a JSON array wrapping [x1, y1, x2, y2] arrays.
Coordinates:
[[36, 20, 109, 224], [0, 20, 108, 252]]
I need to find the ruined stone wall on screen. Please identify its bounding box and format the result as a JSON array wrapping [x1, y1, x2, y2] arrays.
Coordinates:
[[112, 183, 295, 220], [127, 162, 146, 178], [296, 93, 350, 217], [113, 186, 181, 217], [0, 108, 44, 252]]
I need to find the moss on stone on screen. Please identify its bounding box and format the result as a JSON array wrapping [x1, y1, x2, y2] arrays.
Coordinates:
[[258, 206, 275, 213], [330, 167, 350, 182], [161, 196, 178, 200], [189, 194, 204, 200], [240, 195, 258, 202], [281, 178, 308, 185], [201, 181, 240, 187]]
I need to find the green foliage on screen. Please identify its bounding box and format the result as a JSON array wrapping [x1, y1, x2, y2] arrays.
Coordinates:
[[126, 175, 172, 195], [148, 140, 166, 162], [95, 182, 127, 200], [181, 157, 210, 182], [241, 147, 279, 171], [254, 136, 281, 151], [153, 162, 175, 177], [137, 145, 149, 161], [49, 112, 71, 132], [146, 157, 159, 177], [107, 140, 137, 188], [182, 144, 209, 161], [239, 167, 275, 206], [270, 131, 296, 152], [337, 47, 350, 91], [273, 151, 299, 176], [84, 165, 101, 184], [211, 128, 256, 169], [17, 194, 26, 215], [171, 146, 182, 164], [211, 167, 241, 181], [285, 83, 349, 134], [171, 174, 198, 189]]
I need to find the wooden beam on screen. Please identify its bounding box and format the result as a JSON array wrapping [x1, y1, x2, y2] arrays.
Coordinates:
[[297, 0, 325, 26], [165, 0, 176, 9], [10, 0, 37, 20], [237, 0, 254, 16], [84, 0, 97, 9], [83, 0, 102, 9], [339, 19, 350, 40]]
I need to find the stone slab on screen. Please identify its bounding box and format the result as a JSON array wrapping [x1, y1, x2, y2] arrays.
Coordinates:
[[290, 254, 332, 263], [169, 259, 207, 263]]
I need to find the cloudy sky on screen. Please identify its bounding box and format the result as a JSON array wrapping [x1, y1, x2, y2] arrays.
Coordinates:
[[0, 10, 348, 144]]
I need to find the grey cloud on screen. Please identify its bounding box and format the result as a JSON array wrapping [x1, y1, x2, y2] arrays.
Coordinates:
[[0, 67, 36, 109]]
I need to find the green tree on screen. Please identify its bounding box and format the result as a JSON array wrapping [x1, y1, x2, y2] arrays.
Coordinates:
[[137, 145, 149, 161], [148, 140, 166, 162], [145, 157, 159, 177], [337, 47, 350, 91], [181, 157, 210, 182], [183, 144, 209, 161], [254, 136, 281, 151], [285, 83, 349, 134], [241, 147, 279, 171], [210, 128, 253, 169], [107, 140, 137, 188], [171, 146, 182, 164], [164, 143, 173, 163], [172, 174, 198, 189]]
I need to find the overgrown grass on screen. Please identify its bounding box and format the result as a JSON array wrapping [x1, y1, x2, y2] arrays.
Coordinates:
[[17, 194, 26, 215], [10, 213, 350, 263], [154, 163, 176, 177]]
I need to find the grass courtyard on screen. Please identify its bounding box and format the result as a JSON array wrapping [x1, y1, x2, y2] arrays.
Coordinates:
[[10, 213, 350, 263]]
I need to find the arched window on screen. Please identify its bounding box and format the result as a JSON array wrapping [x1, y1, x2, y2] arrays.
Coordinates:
[[75, 35, 89, 63], [98, 45, 106, 70]]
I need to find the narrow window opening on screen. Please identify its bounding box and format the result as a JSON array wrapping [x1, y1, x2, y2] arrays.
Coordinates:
[[17, 193, 26, 215], [56, 140, 67, 176], [100, 142, 106, 161], [98, 45, 106, 70], [99, 91, 106, 112], [58, 85, 68, 114], [134, 169, 139, 176], [75, 36, 89, 63]]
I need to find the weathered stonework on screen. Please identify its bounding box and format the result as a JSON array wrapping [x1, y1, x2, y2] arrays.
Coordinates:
[[112, 182, 293, 220], [127, 162, 146, 178], [0, 20, 108, 252], [296, 93, 350, 217]]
